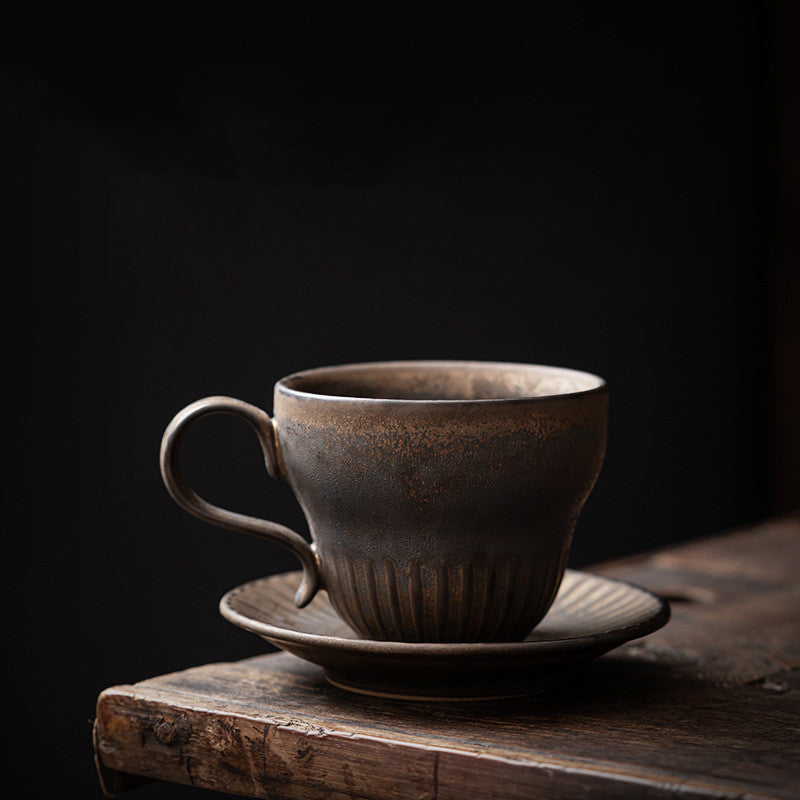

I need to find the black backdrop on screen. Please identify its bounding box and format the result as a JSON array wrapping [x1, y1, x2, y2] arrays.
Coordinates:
[[1, 4, 777, 796]]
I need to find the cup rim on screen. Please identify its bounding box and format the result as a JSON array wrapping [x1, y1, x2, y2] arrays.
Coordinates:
[[276, 359, 607, 405]]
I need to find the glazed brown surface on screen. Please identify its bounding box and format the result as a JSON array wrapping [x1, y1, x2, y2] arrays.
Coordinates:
[[274, 361, 608, 641]]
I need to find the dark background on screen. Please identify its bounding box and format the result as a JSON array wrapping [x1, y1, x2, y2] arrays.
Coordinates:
[[2, 3, 797, 796]]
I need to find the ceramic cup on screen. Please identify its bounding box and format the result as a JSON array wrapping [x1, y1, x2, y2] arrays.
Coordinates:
[[160, 360, 608, 642]]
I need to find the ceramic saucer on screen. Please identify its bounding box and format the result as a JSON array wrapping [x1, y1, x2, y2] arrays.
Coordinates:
[[220, 570, 670, 700]]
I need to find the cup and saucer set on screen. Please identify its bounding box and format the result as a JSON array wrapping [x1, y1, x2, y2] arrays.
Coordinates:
[[161, 361, 669, 700]]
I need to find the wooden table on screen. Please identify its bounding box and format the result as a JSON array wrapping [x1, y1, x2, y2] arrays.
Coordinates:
[[94, 516, 800, 799]]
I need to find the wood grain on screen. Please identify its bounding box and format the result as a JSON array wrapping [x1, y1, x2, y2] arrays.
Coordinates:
[[94, 515, 800, 799]]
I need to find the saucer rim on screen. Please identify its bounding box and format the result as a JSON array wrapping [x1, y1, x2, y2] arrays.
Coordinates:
[[219, 569, 671, 656]]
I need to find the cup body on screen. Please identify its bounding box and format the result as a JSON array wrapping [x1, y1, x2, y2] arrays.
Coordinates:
[[273, 361, 608, 642]]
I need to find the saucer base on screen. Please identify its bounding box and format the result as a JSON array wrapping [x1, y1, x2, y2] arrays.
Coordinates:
[[323, 668, 567, 701]]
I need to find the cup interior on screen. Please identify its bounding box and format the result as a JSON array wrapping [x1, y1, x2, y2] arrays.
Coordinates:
[[280, 361, 603, 402]]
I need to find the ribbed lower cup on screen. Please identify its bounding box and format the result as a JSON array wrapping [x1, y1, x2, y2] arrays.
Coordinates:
[[323, 553, 566, 642]]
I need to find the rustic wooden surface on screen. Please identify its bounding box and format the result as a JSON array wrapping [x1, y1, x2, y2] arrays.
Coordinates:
[[94, 516, 800, 799]]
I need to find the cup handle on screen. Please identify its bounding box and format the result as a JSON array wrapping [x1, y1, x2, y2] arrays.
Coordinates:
[[159, 396, 321, 608]]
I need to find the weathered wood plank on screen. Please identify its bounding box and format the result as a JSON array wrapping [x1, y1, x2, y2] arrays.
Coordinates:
[[94, 516, 800, 799], [591, 516, 800, 686]]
